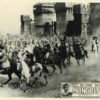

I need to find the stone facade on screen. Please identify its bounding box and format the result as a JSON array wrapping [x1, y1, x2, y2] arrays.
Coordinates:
[[54, 3, 74, 35], [20, 15, 32, 35], [81, 4, 90, 39], [33, 3, 74, 36], [68, 4, 90, 38], [89, 3, 100, 36], [33, 3, 56, 36], [20, 3, 91, 38]]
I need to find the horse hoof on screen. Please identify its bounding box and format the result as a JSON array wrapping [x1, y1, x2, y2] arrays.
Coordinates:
[[46, 82, 48, 85], [24, 90, 28, 93], [20, 84, 23, 87], [60, 70, 63, 73], [0, 84, 3, 87], [64, 66, 66, 68], [15, 84, 19, 88]]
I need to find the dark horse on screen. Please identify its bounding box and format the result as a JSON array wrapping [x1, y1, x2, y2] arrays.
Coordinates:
[[0, 51, 21, 87], [73, 42, 88, 66], [33, 44, 63, 74], [55, 41, 74, 67], [57, 42, 67, 68]]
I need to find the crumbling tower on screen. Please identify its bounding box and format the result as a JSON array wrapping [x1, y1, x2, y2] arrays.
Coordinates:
[[54, 3, 74, 35], [33, 3, 56, 36], [81, 4, 90, 39], [72, 4, 90, 38], [20, 15, 32, 35], [89, 3, 100, 36]]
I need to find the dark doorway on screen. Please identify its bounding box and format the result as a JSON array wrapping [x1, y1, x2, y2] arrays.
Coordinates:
[[54, 21, 57, 34], [44, 22, 50, 35]]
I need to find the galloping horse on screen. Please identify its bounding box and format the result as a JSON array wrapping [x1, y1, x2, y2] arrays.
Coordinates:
[[65, 42, 75, 65], [17, 51, 48, 92], [73, 42, 88, 66], [33, 43, 63, 74], [0, 51, 21, 87]]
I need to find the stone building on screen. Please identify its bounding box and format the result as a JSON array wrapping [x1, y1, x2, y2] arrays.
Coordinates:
[[54, 3, 74, 35], [20, 3, 91, 39], [20, 15, 32, 35], [33, 3, 56, 36], [89, 3, 100, 36], [81, 4, 90, 39], [68, 4, 90, 38], [33, 3, 74, 36]]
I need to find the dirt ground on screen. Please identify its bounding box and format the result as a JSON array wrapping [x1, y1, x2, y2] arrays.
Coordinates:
[[0, 45, 100, 97]]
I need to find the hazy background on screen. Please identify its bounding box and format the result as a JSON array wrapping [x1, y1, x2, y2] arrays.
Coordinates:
[[0, 0, 34, 35]]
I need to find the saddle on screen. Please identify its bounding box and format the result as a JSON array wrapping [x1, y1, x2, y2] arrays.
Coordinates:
[[32, 63, 41, 73]]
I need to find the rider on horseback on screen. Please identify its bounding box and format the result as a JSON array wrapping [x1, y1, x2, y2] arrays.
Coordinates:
[[0, 40, 10, 72], [22, 42, 34, 74], [42, 39, 51, 64], [0, 46, 6, 66]]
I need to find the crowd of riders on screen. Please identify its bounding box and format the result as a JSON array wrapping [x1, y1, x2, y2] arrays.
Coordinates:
[[0, 34, 98, 74]]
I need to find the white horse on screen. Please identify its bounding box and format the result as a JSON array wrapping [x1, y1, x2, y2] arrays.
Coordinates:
[[17, 54, 48, 92]]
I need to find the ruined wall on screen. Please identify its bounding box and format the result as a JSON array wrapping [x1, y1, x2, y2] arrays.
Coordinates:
[[56, 11, 67, 34], [66, 4, 81, 36], [20, 15, 24, 34], [89, 3, 100, 36], [67, 4, 90, 38], [33, 3, 56, 36], [20, 15, 32, 35], [54, 3, 74, 35], [81, 4, 90, 39]]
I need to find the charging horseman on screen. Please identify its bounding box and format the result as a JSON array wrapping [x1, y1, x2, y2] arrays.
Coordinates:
[[0, 40, 10, 73]]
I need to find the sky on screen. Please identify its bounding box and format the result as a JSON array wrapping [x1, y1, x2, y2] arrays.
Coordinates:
[[0, 0, 34, 35]]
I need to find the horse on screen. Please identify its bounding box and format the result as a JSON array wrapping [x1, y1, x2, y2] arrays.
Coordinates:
[[33, 45, 50, 74], [17, 59, 48, 92], [54, 41, 74, 67], [33, 44, 63, 74], [65, 43, 75, 65], [0, 51, 21, 87], [56, 42, 67, 68], [17, 51, 48, 92], [73, 42, 88, 66], [42, 43, 63, 74]]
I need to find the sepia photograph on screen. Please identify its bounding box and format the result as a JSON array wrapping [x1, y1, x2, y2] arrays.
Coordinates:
[[0, 0, 100, 98]]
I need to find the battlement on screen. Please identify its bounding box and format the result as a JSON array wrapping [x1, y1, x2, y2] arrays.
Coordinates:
[[33, 3, 55, 15], [81, 4, 90, 14], [21, 15, 32, 22], [73, 4, 90, 14], [34, 3, 55, 8], [54, 3, 73, 13], [20, 15, 32, 35]]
